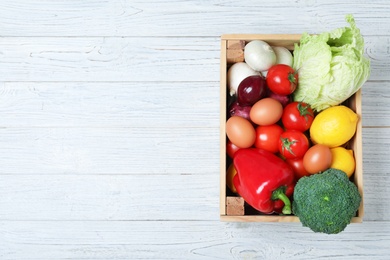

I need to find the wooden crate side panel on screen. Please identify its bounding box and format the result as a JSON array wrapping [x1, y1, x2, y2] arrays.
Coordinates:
[[350, 90, 364, 219], [221, 34, 302, 50], [221, 215, 300, 223], [221, 215, 363, 223], [220, 39, 227, 216]]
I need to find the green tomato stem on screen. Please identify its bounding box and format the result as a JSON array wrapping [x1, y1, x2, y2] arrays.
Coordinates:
[[280, 137, 296, 156], [297, 102, 314, 122], [288, 72, 297, 84]]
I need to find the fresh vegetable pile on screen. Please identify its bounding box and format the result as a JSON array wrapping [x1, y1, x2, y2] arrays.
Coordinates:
[[225, 15, 369, 234]]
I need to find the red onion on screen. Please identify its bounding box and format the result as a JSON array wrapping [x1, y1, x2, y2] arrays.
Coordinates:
[[237, 75, 267, 106], [267, 89, 291, 107], [229, 102, 252, 121]]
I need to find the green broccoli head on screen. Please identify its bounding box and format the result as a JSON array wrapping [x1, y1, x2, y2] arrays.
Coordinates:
[[292, 168, 362, 234]]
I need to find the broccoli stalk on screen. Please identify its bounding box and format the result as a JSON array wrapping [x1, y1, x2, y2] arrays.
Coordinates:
[[292, 168, 361, 234]]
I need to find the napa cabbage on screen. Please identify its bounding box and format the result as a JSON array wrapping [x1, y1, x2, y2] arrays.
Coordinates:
[[293, 14, 370, 112]]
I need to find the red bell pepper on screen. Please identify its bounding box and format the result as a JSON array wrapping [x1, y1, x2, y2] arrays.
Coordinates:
[[233, 148, 295, 214]]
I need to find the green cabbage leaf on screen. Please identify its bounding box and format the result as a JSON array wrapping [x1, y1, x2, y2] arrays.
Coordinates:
[[292, 15, 370, 112]]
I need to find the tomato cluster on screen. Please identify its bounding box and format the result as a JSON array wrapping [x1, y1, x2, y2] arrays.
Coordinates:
[[257, 100, 315, 180], [226, 63, 320, 181]]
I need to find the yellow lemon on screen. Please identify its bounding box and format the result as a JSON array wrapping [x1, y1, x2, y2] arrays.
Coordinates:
[[330, 147, 356, 177], [310, 105, 358, 148]]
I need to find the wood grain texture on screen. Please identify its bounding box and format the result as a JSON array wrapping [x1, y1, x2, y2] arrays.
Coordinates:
[[0, 36, 388, 81], [1, 0, 390, 259], [362, 81, 390, 127], [0, 127, 219, 175], [0, 174, 219, 221], [0, 37, 220, 82], [0, 81, 386, 129], [0, 82, 220, 128], [0, 0, 388, 37], [1, 221, 390, 259]]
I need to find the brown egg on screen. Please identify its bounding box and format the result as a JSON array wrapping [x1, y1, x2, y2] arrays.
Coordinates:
[[250, 98, 283, 125], [303, 144, 333, 174], [226, 116, 256, 148]]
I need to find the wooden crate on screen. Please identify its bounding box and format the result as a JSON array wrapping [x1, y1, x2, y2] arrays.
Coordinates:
[[219, 34, 364, 222]]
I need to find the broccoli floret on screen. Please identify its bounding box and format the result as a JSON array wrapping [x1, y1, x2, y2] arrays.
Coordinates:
[[292, 168, 361, 234]]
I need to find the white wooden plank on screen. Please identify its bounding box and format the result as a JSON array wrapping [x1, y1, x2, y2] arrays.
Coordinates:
[[1, 220, 390, 259], [363, 37, 390, 82], [0, 36, 386, 82], [362, 81, 390, 127], [0, 82, 220, 128], [362, 128, 390, 176], [0, 0, 387, 37], [362, 128, 390, 221], [0, 37, 220, 82], [0, 174, 219, 221], [0, 81, 387, 128], [0, 127, 220, 175]]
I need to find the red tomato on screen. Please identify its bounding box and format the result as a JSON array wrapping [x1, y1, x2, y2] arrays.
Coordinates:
[[286, 158, 311, 180], [278, 130, 309, 159], [254, 124, 284, 153], [282, 101, 314, 132], [266, 64, 298, 95], [226, 140, 240, 158]]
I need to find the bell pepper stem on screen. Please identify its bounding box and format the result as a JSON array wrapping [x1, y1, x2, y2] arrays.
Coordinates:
[[272, 186, 292, 215]]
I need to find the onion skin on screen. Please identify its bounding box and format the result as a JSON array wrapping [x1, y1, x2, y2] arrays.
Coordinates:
[[237, 75, 267, 106], [244, 40, 276, 71], [267, 89, 291, 107], [272, 46, 293, 67], [229, 102, 252, 121], [227, 62, 259, 96]]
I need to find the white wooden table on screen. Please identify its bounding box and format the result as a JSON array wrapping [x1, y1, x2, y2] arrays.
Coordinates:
[[1, 1, 389, 259]]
